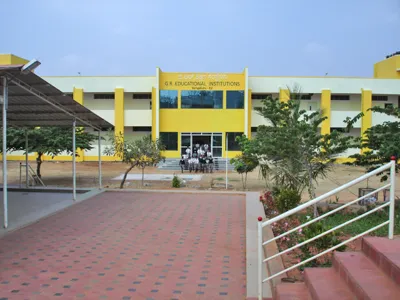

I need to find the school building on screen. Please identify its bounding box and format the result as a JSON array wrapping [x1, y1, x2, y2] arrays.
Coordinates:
[[1, 53, 400, 162]]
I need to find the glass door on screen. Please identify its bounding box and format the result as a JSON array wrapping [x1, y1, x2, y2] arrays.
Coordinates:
[[181, 133, 191, 156], [211, 133, 222, 157]]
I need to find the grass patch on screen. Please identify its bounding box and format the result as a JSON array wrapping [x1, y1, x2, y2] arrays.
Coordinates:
[[214, 177, 224, 181], [299, 206, 400, 237]]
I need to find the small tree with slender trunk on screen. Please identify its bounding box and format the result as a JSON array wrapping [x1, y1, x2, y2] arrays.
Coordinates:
[[104, 133, 165, 188], [0, 126, 97, 178]]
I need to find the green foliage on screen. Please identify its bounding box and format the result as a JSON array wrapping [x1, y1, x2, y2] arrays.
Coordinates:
[[104, 133, 165, 188], [345, 105, 400, 181], [172, 175, 181, 188], [0, 126, 97, 177], [250, 86, 351, 216], [275, 188, 301, 213], [230, 135, 259, 190]]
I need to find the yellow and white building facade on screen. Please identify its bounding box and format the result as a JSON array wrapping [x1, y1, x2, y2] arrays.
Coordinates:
[[2, 53, 400, 161]]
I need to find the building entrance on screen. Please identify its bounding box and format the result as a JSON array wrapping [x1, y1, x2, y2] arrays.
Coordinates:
[[181, 132, 223, 158]]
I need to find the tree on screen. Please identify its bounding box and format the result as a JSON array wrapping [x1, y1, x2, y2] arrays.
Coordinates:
[[0, 126, 97, 178], [252, 88, 352, 216], [230, 135, 258, 190], [104, 133, 165, 188], [345, 105, 400, 182]]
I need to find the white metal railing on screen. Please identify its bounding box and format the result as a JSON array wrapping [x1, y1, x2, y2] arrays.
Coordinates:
[[257, 158, 396, 300], [19, 162, 45, 187]]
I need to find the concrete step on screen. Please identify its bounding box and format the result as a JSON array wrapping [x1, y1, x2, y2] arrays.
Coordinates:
[[362, 236, 400, 286], [304, 268, 355, 300], [275, 283, 311, 300], [333, 251, 400, 299], [158, 158, 235, 171]]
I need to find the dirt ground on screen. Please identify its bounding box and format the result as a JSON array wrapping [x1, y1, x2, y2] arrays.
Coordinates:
[[0, 161, 398, 203]]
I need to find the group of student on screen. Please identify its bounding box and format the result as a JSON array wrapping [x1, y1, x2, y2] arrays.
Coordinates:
[[179, 144, 214, 173]]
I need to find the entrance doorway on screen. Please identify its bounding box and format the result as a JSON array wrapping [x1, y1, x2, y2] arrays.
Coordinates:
[[181, 133, 223, 158]]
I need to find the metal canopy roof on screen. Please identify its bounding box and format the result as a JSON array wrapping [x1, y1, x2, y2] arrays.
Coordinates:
[[0, 65, 113, 130]]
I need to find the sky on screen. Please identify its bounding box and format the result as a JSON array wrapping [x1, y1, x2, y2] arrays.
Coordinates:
[[2, 0, 399, 77]]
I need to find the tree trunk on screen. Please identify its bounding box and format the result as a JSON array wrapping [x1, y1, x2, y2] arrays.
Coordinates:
[[36, 152, 43, 178], [245, 172, 248, 190], [120, 164, 135, 189], [306, 162, 318, 218], [141, 167, 145, 187]]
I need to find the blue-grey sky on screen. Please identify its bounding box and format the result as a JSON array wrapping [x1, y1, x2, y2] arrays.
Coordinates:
[[2, 0, 399, 77]]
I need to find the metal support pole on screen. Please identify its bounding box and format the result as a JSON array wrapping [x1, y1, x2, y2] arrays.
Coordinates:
[[258, 217, 263, 300], [72, 119, 76, 201], [98, 130, 102, 188], [389, 156, 396, 239], [25, 130, 29, 188], [2, 76, 8, 228], [225, 133, 228, 190]]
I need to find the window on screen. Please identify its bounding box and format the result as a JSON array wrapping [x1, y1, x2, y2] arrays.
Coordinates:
[[372, 95, 388, 101], [160, 132, 178, 150], [94, 93, 114, 99], [160, 90, 178, 108], [227, 91, 244, 109], [132, 126, 151, 132], [181, 90, 223, 109], [300, 94, 312, 100], [251, 127, 258, 133], [331, 95, 350, 101], [385, 103, 394, 109], [133, 93, 152, 99], [331, 128, 346, 133], [252, 94, 271, 100], [226, 132, 243, 151]]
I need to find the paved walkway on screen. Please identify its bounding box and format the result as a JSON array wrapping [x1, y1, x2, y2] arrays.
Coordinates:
[[0, 192, 246, 299]]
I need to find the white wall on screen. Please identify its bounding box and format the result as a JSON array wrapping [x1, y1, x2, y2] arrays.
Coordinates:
[[372, 95, 398, 126], [331, 95, 361, 128], [43, 76, 156, 93], [124, 93, 152, 126], [249, 77, 400, 94], [84, 94, 115, 125], [124, 127, 151, 142], [84, 129, 111, 157]]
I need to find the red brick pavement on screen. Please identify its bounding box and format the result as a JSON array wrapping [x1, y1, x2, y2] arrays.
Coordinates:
[[0, 192, 246, 299]]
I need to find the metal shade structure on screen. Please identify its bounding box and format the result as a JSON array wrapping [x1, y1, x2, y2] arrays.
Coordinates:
[[0, 65, 112, 129], [1, 63, 112, 229]]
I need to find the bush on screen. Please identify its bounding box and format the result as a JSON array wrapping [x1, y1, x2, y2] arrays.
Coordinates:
[[275, 188, 301, 213], [172, 175, 181, 188]]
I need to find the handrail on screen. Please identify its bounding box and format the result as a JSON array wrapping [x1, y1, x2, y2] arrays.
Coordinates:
[[263, 183, 390, 246], [19, 162, 45, 187], [257, 158, 396, 300], [261, 161, 392, 227]]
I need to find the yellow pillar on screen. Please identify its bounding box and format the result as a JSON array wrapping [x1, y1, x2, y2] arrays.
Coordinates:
[[361, 89, 372, 154], [151, 87, 157, 141], [114, 88, 125, 138], [279, 88, 290, 103], [248, 89, 252, 138], [320, 90, 331, 135], [73, 88, 84, 162]]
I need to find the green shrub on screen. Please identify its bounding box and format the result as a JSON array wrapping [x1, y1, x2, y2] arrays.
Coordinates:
[[275, 188, 301, 213], [172, 175, 181, 188]]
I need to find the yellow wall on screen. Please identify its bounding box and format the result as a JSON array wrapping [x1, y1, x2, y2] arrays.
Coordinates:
[[0, 54, 29, 65], [373, 56, 400, 79], [279, 88, 290, 103], [159, 71, 246, 158], [73, 88, 84, 162], [114, 88, 125, 137], [248, 88, 252, 138], [361, 89, 372, 154], [320, 90, 331, 135], [151, 87, 157, 141]]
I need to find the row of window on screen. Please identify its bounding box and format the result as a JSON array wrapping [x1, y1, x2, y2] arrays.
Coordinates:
[[160, 90, 245, 109], [160, 132, 242, 151], [79, 93, 397, 103]]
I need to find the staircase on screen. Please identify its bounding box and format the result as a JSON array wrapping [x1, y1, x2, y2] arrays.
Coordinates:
[[157, 158, 235, 171], [275, 236, 400, 300]]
